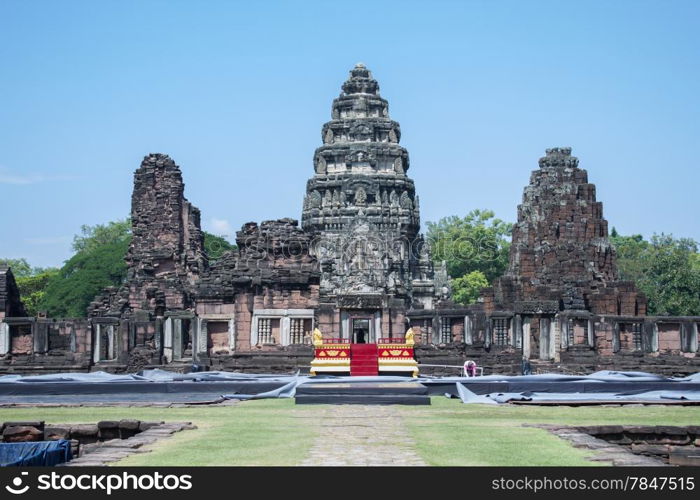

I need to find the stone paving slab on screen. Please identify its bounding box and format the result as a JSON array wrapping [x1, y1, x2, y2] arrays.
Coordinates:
[[300, 405, 426, 466], [64, 421, 195, 467], [528, 424, 666, 467]]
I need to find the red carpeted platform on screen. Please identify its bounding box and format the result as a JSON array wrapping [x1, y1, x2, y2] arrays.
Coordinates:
[[350, 343, 378, 376]]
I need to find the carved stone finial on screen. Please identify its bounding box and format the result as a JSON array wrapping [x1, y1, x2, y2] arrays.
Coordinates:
[[538, 147, 579, 169]]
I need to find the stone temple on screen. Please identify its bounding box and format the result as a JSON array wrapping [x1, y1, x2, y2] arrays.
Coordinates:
[[0, 64, 698, 376]]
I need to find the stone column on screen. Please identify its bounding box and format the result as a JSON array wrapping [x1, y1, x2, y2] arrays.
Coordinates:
[[552, 316, 561, 362], [228, 318, 235, 352], [522, 317, 531, 359], [281, 316, 291, 346], [173, 319, 182, 360], [250, 315, 259, 346], [513, 315, 522, 349], [374, 311, 382, 342], [539, 318, 551, 360], [93, 324, 101, 363], [34, 322, 48, 354], [463, 315, 473, 345], [196, 317, 207, 354], [341, 311, 350, 340], [163, 317, 173, 363], [0, 322, 9, 355], [107, 325, 115, 360], [560, 318, 569, 349], [587, 319, 595, 347]]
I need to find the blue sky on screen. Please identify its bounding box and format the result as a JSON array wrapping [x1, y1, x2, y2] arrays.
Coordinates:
[[1, 0, 698, 268]]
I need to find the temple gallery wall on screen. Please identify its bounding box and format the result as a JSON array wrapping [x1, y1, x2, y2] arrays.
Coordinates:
[[1, 64, 697, 376]]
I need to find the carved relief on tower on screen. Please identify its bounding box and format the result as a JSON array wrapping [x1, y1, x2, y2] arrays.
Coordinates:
[[324, 128, 334, 144], [307, 190, 322, 209], [388, 128, 398, 143], [319, 214, 404, 295], [314, 154, 327, 174], [393, 157, 404, 174], [390, 190, 399, 207], [322, 190, 333, 208], [354, 186, 367, 206], [350, 123, 372, 141], [344, 149, 376, 169], [400, 191, 413, 210]]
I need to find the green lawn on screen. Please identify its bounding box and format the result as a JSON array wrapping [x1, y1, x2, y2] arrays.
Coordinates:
[[1, 398, 697, 466], [401, 398, 700, 466], [0, 400, 317, 466]]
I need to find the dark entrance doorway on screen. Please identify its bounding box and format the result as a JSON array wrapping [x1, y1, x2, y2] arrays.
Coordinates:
[[352, 318, 371, 344]]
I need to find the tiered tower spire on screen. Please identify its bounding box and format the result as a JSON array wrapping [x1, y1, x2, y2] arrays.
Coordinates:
[[301, 64, 434, 309]]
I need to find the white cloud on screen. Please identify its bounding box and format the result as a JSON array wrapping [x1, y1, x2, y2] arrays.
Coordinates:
[[209, 217, 234, 238], [0, 167, 78, 185]]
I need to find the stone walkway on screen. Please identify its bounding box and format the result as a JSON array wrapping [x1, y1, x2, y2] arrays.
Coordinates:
[[299, 405, 426, 466]]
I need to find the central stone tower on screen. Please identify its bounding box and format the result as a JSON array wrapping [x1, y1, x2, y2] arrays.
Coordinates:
[[301, 64, 437, 341]]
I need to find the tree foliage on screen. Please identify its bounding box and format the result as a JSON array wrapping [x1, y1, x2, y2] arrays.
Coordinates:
[[426, 209, 512, 284], [611, 230, 700, 316], [451, 270, 490, 305], [0, 258, 42, 278], [15, 269, 60, 316], [204, 233, 237, 262], [72, 219, 131, 253], [39, 237, 131, 318]]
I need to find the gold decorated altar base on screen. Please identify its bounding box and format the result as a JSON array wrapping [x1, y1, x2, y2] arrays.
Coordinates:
[[310, 328, 419, 377]]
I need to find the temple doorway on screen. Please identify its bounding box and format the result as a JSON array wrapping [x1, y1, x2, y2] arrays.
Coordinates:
[[352, 318, 371, 344]]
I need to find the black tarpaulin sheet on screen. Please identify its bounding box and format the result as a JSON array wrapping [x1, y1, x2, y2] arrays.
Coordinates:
[[0, 369, 698, 404]]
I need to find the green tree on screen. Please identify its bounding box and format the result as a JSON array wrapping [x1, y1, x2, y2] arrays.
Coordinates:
[[426, 209, 512, 283], [37, 219, 133, 317], [204, 233, 237, 262], [0, 258, 33, 277], [39, 238, 130, 318], [15, 268, 59, 316], [72, 219, 131, 253], [451, 270, 490, 305], [610, 230, 649, 285], [611, 231, 700, 316]]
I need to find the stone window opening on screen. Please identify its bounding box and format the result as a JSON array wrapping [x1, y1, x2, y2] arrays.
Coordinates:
[[290, 318, 313, 345], [439, 318, 452, 344], [632, 323, 643, 351], [206, 320, 232, 356], [619, 322, 643, 352], [171, 318, 192, 361], [9, 324, 33, 355], [256, 318, 280, 345], [492, 318, 509, 346], [423, 319, 434, 344], [93, 324, 117, 363]]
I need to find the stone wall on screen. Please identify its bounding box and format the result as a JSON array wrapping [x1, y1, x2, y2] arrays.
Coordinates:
[[0, 318, 92, 374]]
